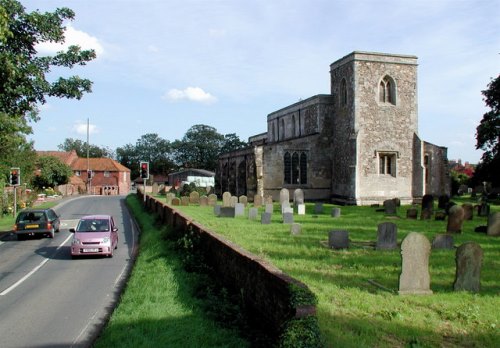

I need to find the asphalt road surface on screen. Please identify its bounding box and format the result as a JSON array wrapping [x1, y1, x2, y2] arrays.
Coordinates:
[[0, 195, 138, 348]]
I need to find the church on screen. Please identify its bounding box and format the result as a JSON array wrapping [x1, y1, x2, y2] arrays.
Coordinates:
[[217, 51, 450, 205]]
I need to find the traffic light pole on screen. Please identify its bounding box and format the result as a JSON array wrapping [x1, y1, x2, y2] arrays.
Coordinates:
[[13, 187, 17, 217], [143, 178, 146, 202]]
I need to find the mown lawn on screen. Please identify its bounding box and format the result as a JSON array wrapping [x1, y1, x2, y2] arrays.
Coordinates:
[[173, 197, 500, 348]]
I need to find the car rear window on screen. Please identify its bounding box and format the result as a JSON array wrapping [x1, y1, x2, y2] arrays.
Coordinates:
[[17, 212, 46, 223], [76, 219, 110, 232]]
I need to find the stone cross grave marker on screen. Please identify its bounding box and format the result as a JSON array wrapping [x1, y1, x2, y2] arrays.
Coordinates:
[[376, 222, 398, 250], [447, 205, 465, 233], [208, 193, 217, 206], [331, 207, 341, 218], [487, 212, 500, 236], [290, 223, 301, 235], [235, 203, 245, 217], [431, 234, 454, 250], [398, 232, 433, 295], [420, 194, 434, 220], [453, 242, 483, 292], [293, 188, 304, 206], [248, 207, 258, 220], [328, 230, 349, 249], [279, 188, 289, 206], [261, 212, 272, 224], [222, 192, 231, 207], [253, 195, 263, 207], [239, 195, 248, 207], [189, 191, 200, 204]]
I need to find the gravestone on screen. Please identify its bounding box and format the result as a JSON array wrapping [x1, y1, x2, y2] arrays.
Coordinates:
[[393, 197, 401, 207], [383, 199, 397, 215], [283, 212, 294, 224], [462, 204, 474, 220], [487, 212, 500, 236], [189, 191, 200, 204], [331, 207, 341, 218], [431, 234, 454, 249], [445, 201, 456, 215], [290, 223, 301, 235], [181, 196, 189, 206], [265, 195, 273, 204], [421, 194, 434, 220], [265, 203, 273, 214], [261, 212, 272, 224], [438, 195, 450, 209], [447, 205, 465, 233], [478, 203, 490, 217], [376, 222, 398, 250], [235, 203, 245, 216], [166, 193, 175, 205], [293, 188, 304, 206], [230, 196, 238, 207], [328, 230, 349, 249], [152, 183, 159, 195], [200, 196, 208, 206], [171, 197, 180, 206], [239, 195, 248, 207], [435, 211, 446, 221], [398, 232, 433, 295], [453, 242, 483, 292], [248, 207, 258, 220], [297, 204, 306, 215], [406, 207, 418, 219], [281, 202, 291, 214], [283, 206, 293, 215], [220, 207, 235, 218], [222, 192, 231, 207], [280, 188, 290, 205], [213, 204, 221, 216], [253, 195, 263, 208], [314, 203, 323, 214], [208, 193, 218, 206]]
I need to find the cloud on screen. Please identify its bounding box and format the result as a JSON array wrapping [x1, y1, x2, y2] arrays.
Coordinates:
[[72, 121, 98, 135], [162, 87, 217, 104], [36, 24, 104, 56]]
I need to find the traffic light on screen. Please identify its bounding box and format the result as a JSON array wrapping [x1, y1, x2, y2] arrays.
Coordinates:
[[10, 167, 20, 186], [87, 170, 93, 180], [140, 161, 149, 179]]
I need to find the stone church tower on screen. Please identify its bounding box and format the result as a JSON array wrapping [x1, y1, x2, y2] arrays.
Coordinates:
[[216, 51, 450, 205]]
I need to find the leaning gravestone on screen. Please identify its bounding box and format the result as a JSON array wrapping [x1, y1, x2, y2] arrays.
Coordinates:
[[314, 203, 323, 214], [208, 193, 218, 206], [431, 234, 454, 249], [398, 232, 433, 295], [248, 207, 258, 220], [230, 196, 238, 207], [220, 207, 236, 218], [222, 192, 231, 207], [235, 203, 245, 216], [189, 191, 200, 204], [406, 207, 418, 219], [420, 194, 434, 220], [447, 205, 465, 233], [331, 208, 341, 218], [487, 212, 500, 236], [293, 188, 304, 206], [383, 199, 397, 215], [261, 212, 272, 224], [171, 197, 180, 206], [280, 188, 290, 205], [462, 204, 474, 220], [376, 222, 398, 250], [297, 204, 306, 215], [328, 230, 349, 249], [265, 203, 274, 214], [181, 196, 189, 206], [253, 194, 263, 208], [200, 196, 208, 206], [283, 212, 294, 224], [290, 223, 301, 235], [213, 204, 221, 216], [453, 242, 483, 292], [239, 195, 248, 207]]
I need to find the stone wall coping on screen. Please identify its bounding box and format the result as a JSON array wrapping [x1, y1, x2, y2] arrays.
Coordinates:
[[330, 51, 418, 71], [267, 94, 335, 120]]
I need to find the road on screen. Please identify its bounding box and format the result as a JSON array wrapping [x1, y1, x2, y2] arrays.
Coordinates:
[[0, 195, 138, 348]]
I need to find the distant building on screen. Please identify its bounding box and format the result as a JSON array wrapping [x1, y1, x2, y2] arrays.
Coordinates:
[[217, 51, 450, 205], [168, 169, 215, 188]]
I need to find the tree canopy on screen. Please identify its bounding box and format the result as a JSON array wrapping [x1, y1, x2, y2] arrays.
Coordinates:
[[58, 138, 114, 158], [32, 155, 73, 189]]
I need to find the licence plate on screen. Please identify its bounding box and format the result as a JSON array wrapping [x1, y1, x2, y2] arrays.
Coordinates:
[[26, 224, 39, 229], [83, 248, 99, 253]]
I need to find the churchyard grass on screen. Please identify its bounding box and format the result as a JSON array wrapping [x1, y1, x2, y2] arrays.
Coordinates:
[[174, 199, 500, 347], [93, 195, 249, 348]]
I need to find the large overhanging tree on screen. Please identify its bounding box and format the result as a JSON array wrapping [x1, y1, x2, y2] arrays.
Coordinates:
[[475, 74, 500, 187], [0, 0, 95, 183]]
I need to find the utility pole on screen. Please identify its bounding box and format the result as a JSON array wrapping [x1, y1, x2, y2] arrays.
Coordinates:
[[87, 118, 91, 194]]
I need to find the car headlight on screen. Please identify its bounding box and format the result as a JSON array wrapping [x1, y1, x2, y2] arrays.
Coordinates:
[[102, 237, 110, 244], [72, 238, 81, 245]]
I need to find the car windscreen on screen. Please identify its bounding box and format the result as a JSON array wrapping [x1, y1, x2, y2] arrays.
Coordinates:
[[76, 219, 110, 232]]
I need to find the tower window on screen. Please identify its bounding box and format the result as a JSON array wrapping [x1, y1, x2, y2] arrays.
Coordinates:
[[379, 76, 396, 105], [378, 152, 397, 177]]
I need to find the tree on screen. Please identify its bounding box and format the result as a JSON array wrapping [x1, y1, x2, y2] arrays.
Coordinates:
[[220, 133, 248, 154], [32, 155, 72, 189], [58, 138, 114, 158], [475, 75, 500, 186]]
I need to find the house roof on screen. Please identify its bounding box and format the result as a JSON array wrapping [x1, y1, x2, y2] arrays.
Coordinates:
[[72, 158, 130, 172], [168, 169, 215, 177], [37, 150, 78, 166]]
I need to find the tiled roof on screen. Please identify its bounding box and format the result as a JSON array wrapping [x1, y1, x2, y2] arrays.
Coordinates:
[[72, 158, 130, 172], [37, 150, 78, 165]]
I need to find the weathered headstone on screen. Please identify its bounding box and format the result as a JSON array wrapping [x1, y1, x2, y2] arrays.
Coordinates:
[[376, 222, 398, 250], [283, 212, 294, 224], [213, 204, 221, 216], [261, 212, 272, 224], [393, 197, 401, 207], [383, 199, 397, 215], [220, 207, 235, 218], [453, 242, 483, 292], [230, 196, 238, 208], [181, 196, 189, 206], [279, 188, 290, 205], [398, 232, 433, 295], [406, 207, 418, 219], [293, 188, 304, 206], [438, 194, 450, 209], [445, 201, 456, 215], [171, 197, 180, 206], [248, 207, 258, 220], [462, 204, 474, 220], [208, 193, 218, 206], [297, 204, 306, 215], [189, 191, 200, 204], [281, 202, 291, 214], [265, 203, 273, 214], [328, 230, 349, 249], [420, 194, 434, 220], [487, 212, 500, 236], [431, 234, 454, 249], [235, 203, 245, 216], [331, 207, 341, 218], [447, 205, 465, 233], [166, 193, 175, 205], [152, 183, 159, 195], [265, 195, 273, 204], [478, 203, 490, 217], [239, 195, 248, 207], [290, 223, 301, 235], [222, 192, 231, 207], [253, 195, 263, 208], [283, 206, 293, 215], [435, 211, 446, 221], [200, 195, 208, 206], [314, 203, 323, 214]]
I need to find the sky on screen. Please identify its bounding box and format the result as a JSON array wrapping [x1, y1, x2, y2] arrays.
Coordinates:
[[22, 0, 500, 163]]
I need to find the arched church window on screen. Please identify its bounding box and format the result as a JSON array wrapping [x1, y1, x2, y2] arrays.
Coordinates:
[[379, 76, 396, 105], [300, 152, 307, 184], [284, 152, 291, 184], [292, 152, 300, 184], [341, 78, 347, 106], [283, 151, 308, 185]]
